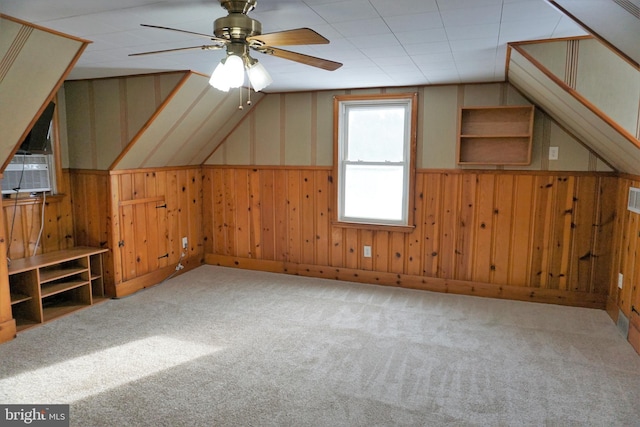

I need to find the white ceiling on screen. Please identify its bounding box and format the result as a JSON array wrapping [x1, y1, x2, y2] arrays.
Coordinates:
[[2, 0, 588, 92]]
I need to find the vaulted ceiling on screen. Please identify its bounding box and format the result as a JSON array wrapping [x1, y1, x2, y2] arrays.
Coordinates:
[[2, 0, 589, 92]]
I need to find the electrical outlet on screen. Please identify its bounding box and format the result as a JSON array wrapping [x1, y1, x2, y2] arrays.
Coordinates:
[[363, 245, 372, 258], [618, 273, 624, 289], [549, 146, 559, 160], [182, 237, 188, 249]]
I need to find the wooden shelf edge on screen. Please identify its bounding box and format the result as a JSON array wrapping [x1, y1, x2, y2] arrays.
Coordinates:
[[39, 267, 88, 284], [41, 280, 90, 298]]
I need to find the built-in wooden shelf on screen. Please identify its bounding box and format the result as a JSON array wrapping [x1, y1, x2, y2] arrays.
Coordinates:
[[8, 247, 108, 332], [457, 105, 535, 165]]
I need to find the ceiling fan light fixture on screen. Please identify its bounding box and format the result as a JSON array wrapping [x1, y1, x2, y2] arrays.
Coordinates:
[[246, 59, 272, 92], [209, 53, 245, 91]]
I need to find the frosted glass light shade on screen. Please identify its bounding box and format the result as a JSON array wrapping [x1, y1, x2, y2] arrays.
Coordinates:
[[209, 54, 245, 91], [209, 61, 230, 91], [246, 60, 272, 92]]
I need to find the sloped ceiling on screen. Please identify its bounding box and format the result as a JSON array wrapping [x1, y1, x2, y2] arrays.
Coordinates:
[[507, 38, 640, 174], [547, 0, 640, 67], [0, 14, 88, 170], [111, 72, 264, 170]]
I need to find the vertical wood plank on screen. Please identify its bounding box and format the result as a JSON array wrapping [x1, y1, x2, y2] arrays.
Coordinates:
[[593, 176, 618, 295], [473, 174, 495, 283], [155, 170, 169, 268], [456, 173, 476, 280], [223, 169, 236, 257], [509, 175, 534, 286], [374, 231, 389, 273], [407, 173, 424, 276], [287, 170, 302, 264], [440, 173, 459, 279], [234, 170, 251, 258], [274, 171, 288, 261], [530, 175, 555, 288], [248, 169, 262, 259], [314, 170, 330, 266], [389, 231, 405, 274], [260, 170, 276, 260], [301, 171, 316, 265], [568, 176, 597, 292], [423, 173, 442, 277], [492, 175, 514, 285], [344, 228, 359, 269]]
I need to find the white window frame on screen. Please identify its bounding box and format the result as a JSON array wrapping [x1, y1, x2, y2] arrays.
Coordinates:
[[333, 93, 417, 229]]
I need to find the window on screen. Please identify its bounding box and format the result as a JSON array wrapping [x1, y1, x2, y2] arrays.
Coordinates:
[[333, 93, 417, 228]]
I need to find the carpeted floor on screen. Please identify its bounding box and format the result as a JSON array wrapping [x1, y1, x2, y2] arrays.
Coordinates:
[[1, 265, 639, 426]]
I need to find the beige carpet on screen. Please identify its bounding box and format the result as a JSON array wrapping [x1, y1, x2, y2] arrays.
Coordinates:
[[1, 265, 639, 426]]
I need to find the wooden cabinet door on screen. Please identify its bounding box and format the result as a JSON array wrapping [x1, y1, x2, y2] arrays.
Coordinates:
[[118, 198, 168, 282]]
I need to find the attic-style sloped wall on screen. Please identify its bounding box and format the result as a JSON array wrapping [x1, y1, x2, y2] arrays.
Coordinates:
[[64, 71, 264, 170], [507, 37, 640, 174], [65, 71, 186, 170], [548, 0, 640, 66], [0, 14, 88, 170], [206, 82, 611, 172]]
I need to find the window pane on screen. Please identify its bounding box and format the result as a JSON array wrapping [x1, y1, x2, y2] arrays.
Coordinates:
[[346, 106, 405, 162], [343, 164, 404, 221]]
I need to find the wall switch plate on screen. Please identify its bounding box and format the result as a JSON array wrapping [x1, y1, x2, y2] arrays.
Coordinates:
[[549, 146, 559, 160], [182, 237, 188, 249], [618, 273, 624, 289], [363, 245, 372, 258]]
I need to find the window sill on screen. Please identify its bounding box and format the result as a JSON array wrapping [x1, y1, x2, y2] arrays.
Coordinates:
[[332, 220, 415, 233], [2, 193, 65, 207]]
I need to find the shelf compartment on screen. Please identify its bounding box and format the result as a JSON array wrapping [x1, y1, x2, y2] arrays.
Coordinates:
[[458, 137, 531, 165], [41, 280, 90, 298], [457, 105, 534, 165], [39, 266, 88, 284], [460, 106, 533, 135], [42, 302, 89, 323], [10, 292, 32, 305]]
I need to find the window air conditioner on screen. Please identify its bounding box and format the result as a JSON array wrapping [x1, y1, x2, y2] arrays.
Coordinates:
[[2, 154, 52, 194]]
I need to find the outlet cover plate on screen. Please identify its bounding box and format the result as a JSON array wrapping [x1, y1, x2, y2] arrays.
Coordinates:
[[363, 246, 372, 258]]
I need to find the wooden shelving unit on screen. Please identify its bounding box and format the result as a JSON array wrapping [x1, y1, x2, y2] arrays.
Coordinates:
[[457, 105, 535, 165], [8, 247, 109, 332]]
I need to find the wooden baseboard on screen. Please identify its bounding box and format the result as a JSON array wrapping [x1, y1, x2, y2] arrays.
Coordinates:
[[205, 254, 607, 309], [114, 256, 202, 298], [629, 312, 640, 355], [0, 318, 17, 344], [605, 295, 619, 323]]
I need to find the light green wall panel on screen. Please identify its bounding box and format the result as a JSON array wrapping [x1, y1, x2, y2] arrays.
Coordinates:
[[225, 117, 251, 165], [521, 41, 567, 80], [93, 79, 123, 170], [421, 85, 458, 169], [315, 91, 338, 166], [284, 93, 312, 165], [576, 40, 639, 136], [64, 81, 94, 170], [254, 95, 282, 165]]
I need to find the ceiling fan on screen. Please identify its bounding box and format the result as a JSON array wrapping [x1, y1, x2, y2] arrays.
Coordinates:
[[130, 0, 343, 92]]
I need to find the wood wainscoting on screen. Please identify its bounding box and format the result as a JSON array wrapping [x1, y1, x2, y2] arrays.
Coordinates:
[[203, 166, 617, 308], [70, 167, 204, 297]]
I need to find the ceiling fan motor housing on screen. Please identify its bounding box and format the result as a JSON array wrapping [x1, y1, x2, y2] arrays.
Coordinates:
[[214, 13, 262, 41]]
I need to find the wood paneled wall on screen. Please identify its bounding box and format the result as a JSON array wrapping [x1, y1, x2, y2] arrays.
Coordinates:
[[70, 167, 204, 297], [204, 166, 616, 308], [3, 170, 74, 262], [613, 176, 640, 316]]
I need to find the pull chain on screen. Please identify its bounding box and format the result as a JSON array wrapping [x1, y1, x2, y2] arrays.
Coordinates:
[[238, 87, 243, 110]]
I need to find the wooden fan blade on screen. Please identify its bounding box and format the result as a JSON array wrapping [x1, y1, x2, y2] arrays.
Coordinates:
[[129, 45, 223, 56], [140, 24, 228, 43], [247, 28, 329, 46], [256, 47, 342, 71]]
